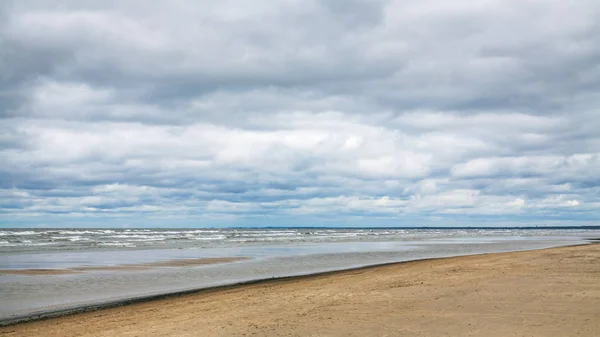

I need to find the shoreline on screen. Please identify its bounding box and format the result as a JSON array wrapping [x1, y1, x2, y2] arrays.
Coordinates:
[[1, 242, 597, 329], [0, 253, 506, 326]]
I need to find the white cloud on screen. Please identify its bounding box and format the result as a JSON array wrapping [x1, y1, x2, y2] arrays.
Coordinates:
[[508, 198, 526, 207]]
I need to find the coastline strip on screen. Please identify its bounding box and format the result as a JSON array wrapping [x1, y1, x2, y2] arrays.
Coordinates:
[[1, 243, 598, 332]]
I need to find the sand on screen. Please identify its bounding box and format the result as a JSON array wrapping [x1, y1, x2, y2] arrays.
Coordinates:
[[1, 244, 598, 336], [0, 257, 248, 275]]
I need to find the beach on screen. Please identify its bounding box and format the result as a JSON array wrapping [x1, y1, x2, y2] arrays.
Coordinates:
[[1, 243, 598, 337], [2, 228, 596, 320]]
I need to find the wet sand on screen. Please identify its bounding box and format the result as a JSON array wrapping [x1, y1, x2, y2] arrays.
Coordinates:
[[1, 244, 599, 336], [0, 257, 247, 275]]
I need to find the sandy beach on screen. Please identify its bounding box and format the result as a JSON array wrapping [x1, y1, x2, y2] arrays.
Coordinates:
[[1, 243, 598, 337]]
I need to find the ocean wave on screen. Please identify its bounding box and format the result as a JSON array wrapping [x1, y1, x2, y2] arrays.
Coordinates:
[[107, 234, 168, 240], [5, 231, 39, 236], [97, 242, 137, 247], [0, 228, 596, 254], [192, 235, 227, 241], [55, 230, 116, 235]]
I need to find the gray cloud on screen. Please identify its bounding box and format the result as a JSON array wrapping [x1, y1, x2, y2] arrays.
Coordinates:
[[1, 0, 599, 227]]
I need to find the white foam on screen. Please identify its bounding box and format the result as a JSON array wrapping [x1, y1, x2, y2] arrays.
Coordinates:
[[9, 231, 38, 236], [98, 242, 137, 247], [192, 235, 227, 241]]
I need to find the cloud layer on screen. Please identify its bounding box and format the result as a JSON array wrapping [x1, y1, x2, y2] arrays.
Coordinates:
[[1, 0, 599, 227]]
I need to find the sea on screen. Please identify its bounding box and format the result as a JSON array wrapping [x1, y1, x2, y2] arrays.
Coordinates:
[[1, 227, 598, 323]]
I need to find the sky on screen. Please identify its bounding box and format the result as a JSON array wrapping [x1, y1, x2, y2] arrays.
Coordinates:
[[1, 0, 599, 228]]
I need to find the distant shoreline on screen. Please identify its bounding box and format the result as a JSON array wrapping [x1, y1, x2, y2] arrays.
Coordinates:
[[3, 225, 600, 230]]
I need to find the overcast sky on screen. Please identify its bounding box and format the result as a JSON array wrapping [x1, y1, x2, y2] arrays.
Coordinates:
[[1, 0, 599, 228]]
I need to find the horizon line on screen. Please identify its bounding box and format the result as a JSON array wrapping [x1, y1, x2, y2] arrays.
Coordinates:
[[3, 225, 599, 230]]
